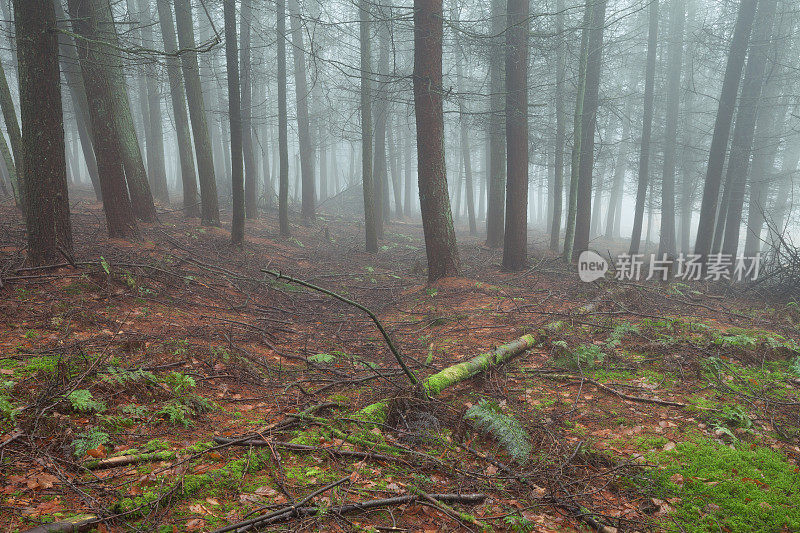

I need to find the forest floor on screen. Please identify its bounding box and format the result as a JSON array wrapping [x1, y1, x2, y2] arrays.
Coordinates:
[[1, 191, 800, 533]]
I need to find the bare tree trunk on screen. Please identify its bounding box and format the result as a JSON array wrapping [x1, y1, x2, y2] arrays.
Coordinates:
[[605, 111, 629, 239], [404, 121, 414, 217], [15, 0, 73, 264], [288, 0, 315, 221], [485, 0, 506, 248], [573, 0, 607, 258], [388, 116, 403, 219], [174, 0, 219, 225], [721, 0, 778, 258], [629, 0, 659, 255], [550, 0, 566, 251], [658, 0, 685, 258], [277, 0, 290, 234], [563, 1, 592, 262], [502, 0, 529, 271], [360, 0, 377, 251], [694, 0, 758, 256], [0, 59, 23, 208], [414, 0, 460, 281], [224, 0, 244, 244], [155, 0, 199, 217], [68, 0, 136, 237], [240, 0, 256, 218]]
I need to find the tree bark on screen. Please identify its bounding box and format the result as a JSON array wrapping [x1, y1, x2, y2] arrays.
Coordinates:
[[605, 111, 630, 239], [0, 59, 23, 208], [288, 0, 315, 221], [414, 0, 460, 281], [155, 0, 199, 217], [693, 0, 758, 257], [14, 0, 73, 265], [502, 0, 529, 271], [629, 0, 658, 256], [174, 0, 220, 225]]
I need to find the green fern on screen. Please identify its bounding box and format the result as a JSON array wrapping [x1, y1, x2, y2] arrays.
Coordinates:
[[72, 427, 109, 457], [465, 399, 531, 464], [66, 389, 106, 413]]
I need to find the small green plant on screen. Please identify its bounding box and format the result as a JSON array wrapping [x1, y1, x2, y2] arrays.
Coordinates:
[[503, 513, 535, 532], [72, 427, 110, 457], [556, 344, 606, 370], [163, 371, 196, 396], [465, 399, 531, 464], [102, 367, 158, 386], [66, 389, 106, 413], [157, 401, 194, 427]]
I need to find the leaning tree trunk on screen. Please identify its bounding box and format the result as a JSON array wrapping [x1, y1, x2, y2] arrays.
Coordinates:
[[224, 0, 244, 245], [414, 0, 460, 281], [53, 0, 101, 201], [89, 0, 156, 222], [629, 0, 658, 256], [174, 0, 219, 225], [288, 0, 315, 222], [721, 0, 778, 258], [572, 0, 607, 258], [502, 0, 529, 271], [14, 0, 73, 265], [0, 59, 23, 209], [693, 0, 758, 257], [155, 0, 199, 217], [485, 0, 506, 248], [360, 0, 378, 251], [68, 0, 137, 237]]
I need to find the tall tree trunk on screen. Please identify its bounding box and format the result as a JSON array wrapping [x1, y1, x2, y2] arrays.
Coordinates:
[[502, 0, 529, 270], [404, 122, 414, 217], [136, 0, 169, 204], [572, 0, 607, 258], [721, 0, 778, 258], [414, 0, 460, 280], [224, 0, 244, 244], [629, 0, 659, 255], [68, 0, 137, 237], [605, 112, 629, 239], [155, 0, 199, 217], [454, 19, 476, 236], [174, 0, 219, 225], [563, 1, 592, 262], [240, 0, 256, 218], [693, 0, 758, 256], [15, 0, 73, 264], [657, 0, 684, 258], [360, 0, 377, 251], [288, 0, 315, 221], [53, 0, 101, 201], [485, 0, 506, 248], [277, 0, 290, 234], [550, 0, 566, 251]]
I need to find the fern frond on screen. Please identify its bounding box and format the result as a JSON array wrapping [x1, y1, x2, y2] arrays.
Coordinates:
[[465, 399, 531, 464]]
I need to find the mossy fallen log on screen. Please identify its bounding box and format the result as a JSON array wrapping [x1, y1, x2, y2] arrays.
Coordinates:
[[19, 514, 97, 533], [84, 450, 176, 470]]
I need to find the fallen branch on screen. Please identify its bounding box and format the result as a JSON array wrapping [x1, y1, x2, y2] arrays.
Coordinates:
[[262, 269, 420, 389], [211, 492, 486, 532], [212, 436, 400, 463]]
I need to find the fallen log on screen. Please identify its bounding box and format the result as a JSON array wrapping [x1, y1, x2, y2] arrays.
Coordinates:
[[84, 450, 176, 470], [19, 514, 98, 533]]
